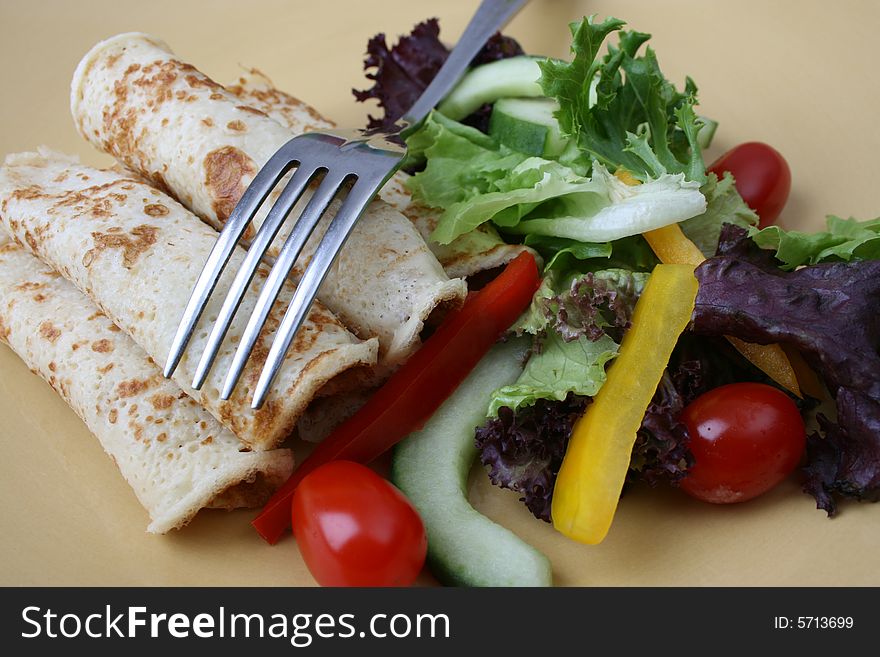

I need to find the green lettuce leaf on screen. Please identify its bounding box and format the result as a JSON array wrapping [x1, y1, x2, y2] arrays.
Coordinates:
[[404, 111, 513, 209], [538, 16, 624, 140], [488, 330, 618, 415], [510, 273, 557, 335], [505, 164, 705, 242], [432, 156, 606, 241], [750, 215, 880, 269], [680, 172, 759, 256], [406, 113, 706, 244], [521, 234, 658, 275], [539, 16, 706, 182], [523, 234, 612, 271]]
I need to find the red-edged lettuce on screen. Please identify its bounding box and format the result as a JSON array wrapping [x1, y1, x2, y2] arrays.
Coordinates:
[[691, 225, 880, 514], [476, 394, 589, 521]]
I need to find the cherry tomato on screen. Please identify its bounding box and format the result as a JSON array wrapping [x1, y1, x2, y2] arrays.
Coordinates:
[[679, 383, 805, 504], [708, 142, 791, 226], [292, 460, 427, 587]]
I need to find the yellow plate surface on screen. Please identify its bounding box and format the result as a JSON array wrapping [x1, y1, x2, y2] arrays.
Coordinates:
[[1, 0, 878, 586]]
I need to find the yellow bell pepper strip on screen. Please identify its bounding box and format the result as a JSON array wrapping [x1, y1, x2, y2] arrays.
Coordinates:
[[643, 223, 802, 398], [551, 264, 698, 544], [781, 344, 827, 400], [643, 224, 705, 266]]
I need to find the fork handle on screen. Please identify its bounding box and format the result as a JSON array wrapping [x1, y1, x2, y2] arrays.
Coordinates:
[[400, 0, 529, 128]]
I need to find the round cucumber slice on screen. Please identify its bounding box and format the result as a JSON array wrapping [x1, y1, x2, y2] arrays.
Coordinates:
[[437, 56, 544, 121], [391, 338, 552, 587], [489, 97, 569, 157]]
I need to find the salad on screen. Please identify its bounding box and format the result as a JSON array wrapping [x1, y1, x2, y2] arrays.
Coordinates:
[[254, 14, 880, 586]]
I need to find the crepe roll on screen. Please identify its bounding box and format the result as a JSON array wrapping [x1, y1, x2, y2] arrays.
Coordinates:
[[225, 68, 534, 280], [0, 239, 294, 533], [71, 33, 466, 366], [0, 149, 378, 451]]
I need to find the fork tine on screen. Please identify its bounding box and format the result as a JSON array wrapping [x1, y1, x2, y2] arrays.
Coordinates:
[[220, 170, 350, 401], [250, 175, 381, 409], [162, 147, 297, 379], [190, 164, 321, 390]]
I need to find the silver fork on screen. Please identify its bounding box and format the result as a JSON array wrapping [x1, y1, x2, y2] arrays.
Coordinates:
[[163, 0, 529, 409]]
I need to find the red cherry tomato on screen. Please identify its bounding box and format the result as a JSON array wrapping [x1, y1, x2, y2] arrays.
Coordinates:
[[679, 383, 805, 504], [292, 460, 427, 587], [708, 142, 791, 226]]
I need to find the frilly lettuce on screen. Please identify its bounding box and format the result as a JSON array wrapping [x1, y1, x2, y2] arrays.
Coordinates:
[[476, 395, 589, 521], [353, 18, 524, 131], [539, 17, 706, 182], [406, 112, 706, 245]]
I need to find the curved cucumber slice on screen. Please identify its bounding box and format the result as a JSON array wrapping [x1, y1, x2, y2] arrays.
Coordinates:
[[391, 338, 552, 587], [437, 56, 544, 121], [489, 97, 569, 157]]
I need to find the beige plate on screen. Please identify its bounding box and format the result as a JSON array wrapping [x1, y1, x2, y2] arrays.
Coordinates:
[[1, 0, 878, 586]]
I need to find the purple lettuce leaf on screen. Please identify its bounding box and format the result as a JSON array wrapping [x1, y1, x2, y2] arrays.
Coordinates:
[[691, 225, 880, 514], [353, 18, 523, 132], [475, 394, 589, 522], [803, 392, 880, 510], [630, 369, 694, 487]]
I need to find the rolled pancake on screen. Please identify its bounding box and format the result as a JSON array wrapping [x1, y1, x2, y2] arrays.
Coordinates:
[[71, 33, 466, 365], [225, 68, 533, 279], [0, 149, 378, 451], [0, 239, 294, 533]]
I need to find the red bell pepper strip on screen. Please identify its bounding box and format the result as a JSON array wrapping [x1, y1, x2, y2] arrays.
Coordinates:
[[252, 251, 541, 544]]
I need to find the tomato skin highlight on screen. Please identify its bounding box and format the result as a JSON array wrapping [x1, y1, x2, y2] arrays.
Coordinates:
[[292, 461, 427, 587], [708, 142, 791, 227], [679, 383, 806, 504]]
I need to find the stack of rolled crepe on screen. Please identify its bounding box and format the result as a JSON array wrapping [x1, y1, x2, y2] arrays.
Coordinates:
[[0, 148, 382, 531], [0, 235, 294, 533], [0, 149, 378, 451], [0, 30, 532, 531]]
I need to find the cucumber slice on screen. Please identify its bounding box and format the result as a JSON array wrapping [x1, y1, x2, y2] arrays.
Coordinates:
[[437, 56, 544, 121], [391, 338, 552, 587], [489, 97, 569, 157]]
